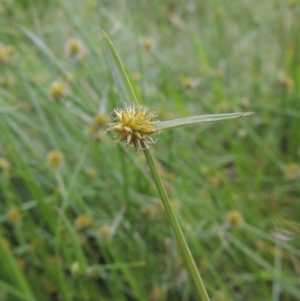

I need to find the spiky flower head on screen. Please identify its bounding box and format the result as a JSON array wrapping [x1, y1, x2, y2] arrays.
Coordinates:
[[47, 150, 64, 168], [226, 210, 244, 228], [98, 225, 113, 240], [0, 158, 10, 170], [75, 215, 93, 230], [50, 81, 65, 100], [0, 43, 15, 65], [7, 207, 22, 222], [65, 38, 87, 59], [106, 104, 160, 152]]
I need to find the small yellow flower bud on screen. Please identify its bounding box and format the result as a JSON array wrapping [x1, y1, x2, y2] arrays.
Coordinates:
[[0, 75, 15, 87], [93, 114, 109, 127], [154, 203, 165, 216], [284, 163, 300, 180], [150, 285, 164, 301], [183, 77, 200, 89], [50, 81, 65, 100], [98, 225, 113, 240], [95, 132, 105, 141], [0, 43, 15, 65], [86, 114, 110, 140], [7, 207, 22, 222], [65, 38, 87, 58], [133, 72, 142, 81], [47, 151, 64, 168], [86, 168, 97, 179], [282, 76, 294, 88], [75, 215, 93, 230], [143, 38, 155, 51], [141, 204, 155, 220], [226, 210, 244, 228], [0, 158, 9, 170], [54, 187, 62, 196]]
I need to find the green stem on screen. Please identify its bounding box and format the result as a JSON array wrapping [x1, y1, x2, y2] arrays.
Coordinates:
[[143, 148, 211, 301]]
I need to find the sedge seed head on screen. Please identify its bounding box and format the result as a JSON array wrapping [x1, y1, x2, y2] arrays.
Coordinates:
[[86, 168, 98, 179], [0, 43, 15, 65], [106, 104, 160, 152], [65, 38, 87, 58], [150, 285, 164, 301], [143, 38, 155, 51], [47, 151, 64, 169], [98, 225, 113, 240], [284, 162, 300, 180], [7, 207, 22, 222], [226, 210, 244, 228], [50, 81, 65, 100], [86, 114, 110, 140], [0, 157, 9, 169], [93, 114, 109, 126], [0, 75, 15, 87], [75, 215, 93, 230], [141, 204, 155, 220]]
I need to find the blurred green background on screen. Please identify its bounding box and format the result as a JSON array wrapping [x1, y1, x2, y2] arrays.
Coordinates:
[[0, 0, 299, 300]]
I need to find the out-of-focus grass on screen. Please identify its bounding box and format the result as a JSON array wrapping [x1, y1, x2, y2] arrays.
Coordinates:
[[0, 0, 299, 300]]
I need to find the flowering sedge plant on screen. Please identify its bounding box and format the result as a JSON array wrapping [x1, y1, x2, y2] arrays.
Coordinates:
[[100, 29, 253, 301]]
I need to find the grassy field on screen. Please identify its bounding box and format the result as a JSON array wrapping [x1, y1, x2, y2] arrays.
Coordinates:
[[1, 0, 300, 300]]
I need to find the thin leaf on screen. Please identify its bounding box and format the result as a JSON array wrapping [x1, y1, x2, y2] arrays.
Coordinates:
[[100, 29, 138, 105], [21, 27, 68, 76], [0, 280, 36, 301], [158, 112, 254, 131]]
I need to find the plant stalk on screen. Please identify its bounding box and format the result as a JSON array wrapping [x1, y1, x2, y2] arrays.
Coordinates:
[[143, 148, 211, 301]]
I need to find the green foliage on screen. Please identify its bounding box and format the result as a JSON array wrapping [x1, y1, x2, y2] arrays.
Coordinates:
[[0, 0, 299, 300]]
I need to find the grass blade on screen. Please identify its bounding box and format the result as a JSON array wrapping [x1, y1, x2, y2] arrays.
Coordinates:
[[0, 238, 36, 300], [100, 29, 138, 105], [158, 112, 254, 131]]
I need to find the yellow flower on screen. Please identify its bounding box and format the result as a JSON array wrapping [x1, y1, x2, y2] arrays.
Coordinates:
[[93, 114, 109, 127], [143, 38, 155, 50], [0, 157, 9, 169], [106, 105, 160, 152], [150, 285, 164, 301], [180, 77, 200, 89], [47, 151, 64, 168], [284, 163, 300, 180], [86, 168, 97, 179], [7, 207, 22, 222], [50, 81, 65, 100], [86, 114, 110, 140], [65, 38, 87, 58], [0, 43, 14, 65], [54, 187, 62, 196], [0, 75, 15, 87], [226, 210, 244, 228], [95, 132, 105, 141], [281, 75, 294, 88], [75, 215, 92, 230], [133, 72, 142, 81], [141, 204, 155, 220], [98, 225, 113, 240]]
